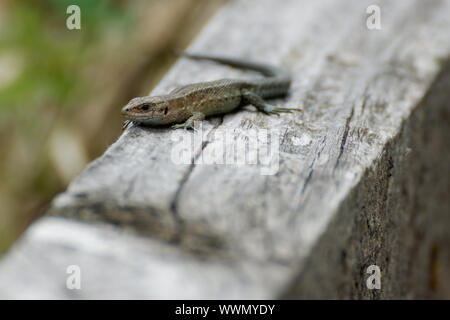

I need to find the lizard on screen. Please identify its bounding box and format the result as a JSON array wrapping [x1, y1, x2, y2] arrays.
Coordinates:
[[121, 52, 301, 130]]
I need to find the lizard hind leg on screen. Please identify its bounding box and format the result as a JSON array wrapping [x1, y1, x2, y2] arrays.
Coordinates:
[[242, 89, 302, 116]]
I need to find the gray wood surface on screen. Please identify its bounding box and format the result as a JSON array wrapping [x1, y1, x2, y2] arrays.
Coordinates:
[[1, 0, 449, 299]]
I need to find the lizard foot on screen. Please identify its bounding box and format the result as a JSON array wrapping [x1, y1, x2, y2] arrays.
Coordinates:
[[242, 90, 302, 117], [171, 121, 201, 131], [264, 106, 303, 116], [171, 112, 205, 131], [171, 122, 193, 130], [122, 120, 133, 130]]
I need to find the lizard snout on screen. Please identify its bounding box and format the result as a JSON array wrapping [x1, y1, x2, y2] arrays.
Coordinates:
[[121, 106, 130, 115]]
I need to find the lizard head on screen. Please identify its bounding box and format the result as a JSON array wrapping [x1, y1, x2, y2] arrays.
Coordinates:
[[121, 96, 171, 125]]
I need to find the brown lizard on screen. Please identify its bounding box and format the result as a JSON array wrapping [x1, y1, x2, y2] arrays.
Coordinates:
[[121, 52, 301, 129]]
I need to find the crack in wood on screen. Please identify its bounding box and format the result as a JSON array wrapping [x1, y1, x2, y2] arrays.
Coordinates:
[[334, 106, 355, 172], [361, 85, 370, 115], [301, 169, 313, 195], [169, 117, 224, 242], [301, 136, 326, 196]]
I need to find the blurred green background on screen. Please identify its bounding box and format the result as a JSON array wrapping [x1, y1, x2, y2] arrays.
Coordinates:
[[0, 0, 225, 253]]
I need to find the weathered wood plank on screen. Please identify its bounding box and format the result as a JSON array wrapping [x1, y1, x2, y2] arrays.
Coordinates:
[[0, 0, 449, 298]]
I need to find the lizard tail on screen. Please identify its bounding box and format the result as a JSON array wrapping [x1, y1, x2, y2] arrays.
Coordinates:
[[176, 51, 290, 80]]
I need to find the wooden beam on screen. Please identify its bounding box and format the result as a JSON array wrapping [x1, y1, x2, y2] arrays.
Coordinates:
[[1, 0, 449, 298]]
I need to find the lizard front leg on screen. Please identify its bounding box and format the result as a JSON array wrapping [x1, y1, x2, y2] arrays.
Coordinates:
[[171, 112, 205, 130], [242, 89, 302, 116], [122, 120, 133, 130]]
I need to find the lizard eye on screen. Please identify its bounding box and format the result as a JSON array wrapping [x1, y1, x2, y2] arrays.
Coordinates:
[[141, 104, 149, 111], [164, 107, 168, 115]]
